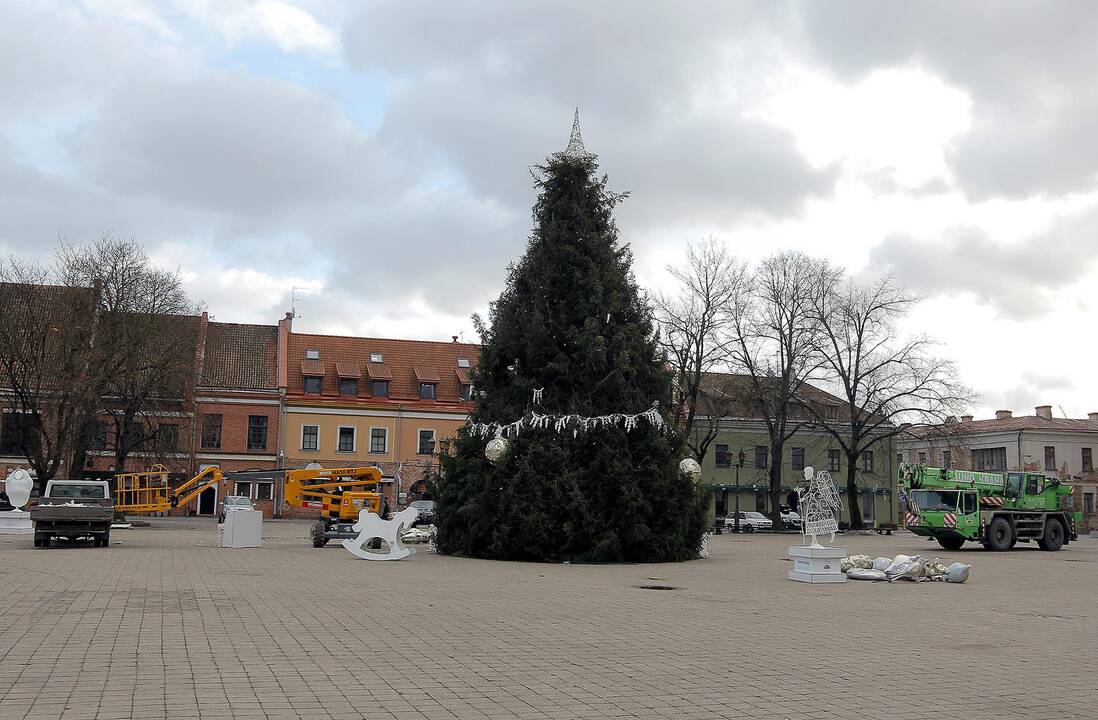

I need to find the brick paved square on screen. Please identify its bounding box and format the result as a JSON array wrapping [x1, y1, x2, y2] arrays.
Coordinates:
[[1, 519, 1095, 719]]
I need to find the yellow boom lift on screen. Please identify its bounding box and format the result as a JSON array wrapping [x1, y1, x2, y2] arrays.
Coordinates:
[[114, 464, 383, 547]]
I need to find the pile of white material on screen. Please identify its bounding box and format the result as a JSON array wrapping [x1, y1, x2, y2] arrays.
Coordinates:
[[842, 553, 970, 583], [400, 528, 432, 544]]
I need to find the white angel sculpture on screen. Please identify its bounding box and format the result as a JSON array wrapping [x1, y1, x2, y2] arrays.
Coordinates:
[[795, 466, 843, 548]]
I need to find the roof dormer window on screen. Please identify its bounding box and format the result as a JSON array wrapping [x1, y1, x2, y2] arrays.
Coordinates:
[[370, 352, 383, 363], [305, 349, 320, 360], [457, 358, 470, 368]]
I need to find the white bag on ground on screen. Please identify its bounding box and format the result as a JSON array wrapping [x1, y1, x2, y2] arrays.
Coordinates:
[[885, 554, 927, 581], [846, 568, 887, 581], [841, 554, 873, 572], [872, 556, 892, 571], [946, 562, 971, 583]]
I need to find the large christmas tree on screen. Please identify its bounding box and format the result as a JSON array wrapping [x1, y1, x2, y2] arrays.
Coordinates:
[[436, 112, 706, 563]]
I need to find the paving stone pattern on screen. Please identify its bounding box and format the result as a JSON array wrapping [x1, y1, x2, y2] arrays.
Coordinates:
[[1, 519, 1096, 719]]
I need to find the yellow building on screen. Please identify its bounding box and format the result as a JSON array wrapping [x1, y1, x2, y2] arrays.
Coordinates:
[[277, 314, 477, 512]]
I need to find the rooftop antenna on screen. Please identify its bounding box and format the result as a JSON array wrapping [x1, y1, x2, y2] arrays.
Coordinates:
[[1059, 405, 1069, 419], [290, 286, 305, 319]]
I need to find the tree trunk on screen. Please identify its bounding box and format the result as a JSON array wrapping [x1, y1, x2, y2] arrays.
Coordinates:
[[846, 460, 863, 530]]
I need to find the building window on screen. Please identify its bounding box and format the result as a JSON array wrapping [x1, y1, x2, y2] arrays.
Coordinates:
[[862, 451, 873, 472], [301, 425, 319, 451], [419, 383, 437, 400], [156, 424, 179, 453], [1084, 492, 1094, 515], [917, 451, 926, 465], [370, 428, 387, 453], [234, 481, 251, 497], [201, 414, 222, 450], [339, 378, 358, 397], [754, 445, 768, 469], [942, 450, 952, 469], [1, 412, 39, 455], [247, 416, 268, 450], [337, 427, 356, 452], [1044, 446, 1056, 471], [418, 429, 436, 455], [255, 482, 273, 501], [791, 447, 805, 471], [826, 405, 838, 420], [90, 420, 110, 450], [371, 380, 389, 397], [715, 444, 730, 468], [304, 376, 322, 394], [828, 449, 841, 472], [460, 384, 472, 401], [972, 447, 1007, 472], [897, 452, 904, 466], [1083, 448, 1093, 473], [305, 349, 320, 360], [370, 352, 383, 363]]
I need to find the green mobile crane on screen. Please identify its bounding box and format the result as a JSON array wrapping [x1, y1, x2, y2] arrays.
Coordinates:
[[898, 464, 1081, 552]]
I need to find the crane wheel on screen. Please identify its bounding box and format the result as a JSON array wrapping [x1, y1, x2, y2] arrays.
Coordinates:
[[936, 536, 965, 551], [1037, 519, 1065, 552], [986, 516, 1013, 551], [310, 521, 329, 548]]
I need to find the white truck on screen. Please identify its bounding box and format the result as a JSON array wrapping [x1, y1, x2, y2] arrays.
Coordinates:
[[30, 479, 115, 548]]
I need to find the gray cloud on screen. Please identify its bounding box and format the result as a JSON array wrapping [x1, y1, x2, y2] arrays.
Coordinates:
[[867, 208, 1098, 319], [794, 1, 1098, 199]]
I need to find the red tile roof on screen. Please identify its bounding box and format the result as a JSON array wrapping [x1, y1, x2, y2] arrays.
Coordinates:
[[286, 331, 479, 409], [335, 362, 360, 378], [201, 322, 278, 390], [300, 359, 324, 376]]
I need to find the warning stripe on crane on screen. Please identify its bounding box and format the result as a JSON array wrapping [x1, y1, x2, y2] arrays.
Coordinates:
[[980, 496, 1005, 506], [905, 512, 920, 526], [943, 512, 957, 527]]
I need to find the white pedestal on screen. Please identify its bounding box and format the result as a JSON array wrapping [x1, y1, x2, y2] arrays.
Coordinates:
[[0, 510, 32, 535], [788, 545, 847, 583], [218, 510, 262, 548]]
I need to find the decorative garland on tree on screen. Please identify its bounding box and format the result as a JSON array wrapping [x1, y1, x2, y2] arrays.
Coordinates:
[[466, 400, 668, 439]]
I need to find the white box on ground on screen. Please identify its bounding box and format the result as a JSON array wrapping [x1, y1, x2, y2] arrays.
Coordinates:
[[218, 509, 262, 548], [788, 545, 846, 584], [0, 510, 32, 535]]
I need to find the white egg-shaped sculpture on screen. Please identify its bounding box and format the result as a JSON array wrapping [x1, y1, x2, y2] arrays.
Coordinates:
[[4, 468, 33, 510], [679, 458, 702, 482]]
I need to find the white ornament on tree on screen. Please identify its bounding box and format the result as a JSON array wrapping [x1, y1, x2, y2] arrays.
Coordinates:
[[484, 437, 509, 464], [679, 458, 702, 482]]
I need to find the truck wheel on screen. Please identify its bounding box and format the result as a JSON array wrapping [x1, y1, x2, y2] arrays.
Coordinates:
[[1037, 519, 1065, 551], [986, 517, 1013, 551], [310, 521, 329, 548], [937, 536, 965, 551], [33, 534, 43, 548]]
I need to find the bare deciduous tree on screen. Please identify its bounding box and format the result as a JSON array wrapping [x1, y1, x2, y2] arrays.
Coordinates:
[[57, 236, 200, 472], [728, 251, 838, 526], [0, 261, 101, 490], [654, 238, 745, 462], [807, 274, 972, 529]]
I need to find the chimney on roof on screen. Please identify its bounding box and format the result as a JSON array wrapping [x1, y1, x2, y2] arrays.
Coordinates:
[[1035, 405, 1053, 420], [995, 410, 1013, 420], [1089, 412, 1098, 421], [452, 335, 459, 343], [961, 415, 974, 423]]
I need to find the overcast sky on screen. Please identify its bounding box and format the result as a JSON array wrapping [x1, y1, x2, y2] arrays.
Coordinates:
[[3, 1, 1098, 418]]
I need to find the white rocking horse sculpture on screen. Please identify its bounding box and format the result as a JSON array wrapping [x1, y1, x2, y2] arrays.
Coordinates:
[[342, 506, 421, 560], [795, 466, 843, 548]]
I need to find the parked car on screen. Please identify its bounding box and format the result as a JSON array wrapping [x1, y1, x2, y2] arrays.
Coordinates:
[[217, 495, 254, 523], [409, 500, 435, 527], [724, 511, 773, 532], [780, 509, 802, 530]]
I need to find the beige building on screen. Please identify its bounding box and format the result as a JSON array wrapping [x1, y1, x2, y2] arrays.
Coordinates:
[[898, 405, 1098, 531], [277, 313, 478, 512]]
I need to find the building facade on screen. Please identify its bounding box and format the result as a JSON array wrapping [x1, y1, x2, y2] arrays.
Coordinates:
[[693, 373, 899, 528], [898, 406, 1098, 531], [277, 313, 478, 514]]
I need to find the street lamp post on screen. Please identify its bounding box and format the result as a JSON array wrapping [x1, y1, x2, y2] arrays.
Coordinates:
[[733, 449, 746, 533]]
